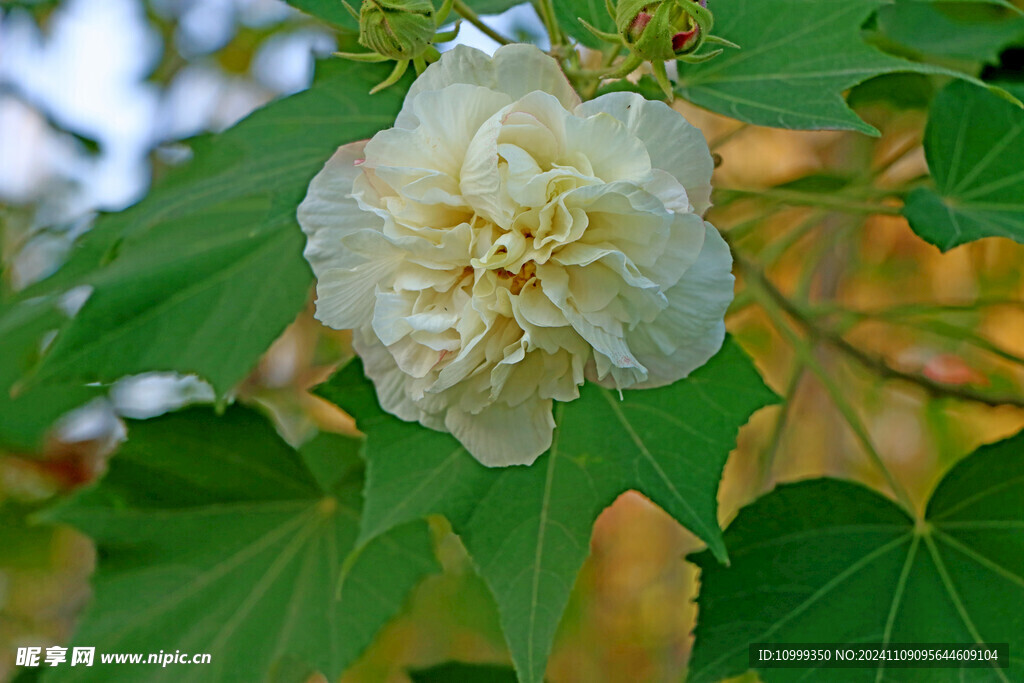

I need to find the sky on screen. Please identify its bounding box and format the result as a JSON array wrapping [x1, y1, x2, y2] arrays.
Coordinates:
[[0, 0, 538, 216]]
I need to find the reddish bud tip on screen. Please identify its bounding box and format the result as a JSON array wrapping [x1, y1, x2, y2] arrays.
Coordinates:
[[672, 26, 699, 52], [629, 11, 652, 40]]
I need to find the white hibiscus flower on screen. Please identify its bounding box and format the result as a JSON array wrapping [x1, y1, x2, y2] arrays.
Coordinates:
[[299, 43, 733, 467]]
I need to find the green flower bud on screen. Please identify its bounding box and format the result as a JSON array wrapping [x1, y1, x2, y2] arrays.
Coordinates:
[[579, 0, 736, 99], [358, 0, 436, 61], [614, 0, 713, 61]]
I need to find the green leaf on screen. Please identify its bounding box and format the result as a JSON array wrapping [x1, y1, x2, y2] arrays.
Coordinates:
[[553, 0, 616, 49], [285, 0, 526, 33], [410, 662, 520, 683], [299, 430, 365, 494], [877, 2, 1024, 65], [465, 0, 529, 15], [689, 430, 1024, 682], [674, 0, 1005, 134], [43, 407, 438, 682], [318, 337, 777, 683], [0, 298, 99, 453], [284, 0, 359, 31], [847, 73, 935, 111], [899, 0, 1024, 12], [903, 80, 1024, 251], [17, 59, 405, 397]]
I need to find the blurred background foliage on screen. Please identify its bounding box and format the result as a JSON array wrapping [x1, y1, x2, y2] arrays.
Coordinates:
[[1, 1, 1023, 681]]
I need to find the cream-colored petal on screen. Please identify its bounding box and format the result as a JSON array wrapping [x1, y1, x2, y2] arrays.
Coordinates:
[[389, 335, 445, 379], [538, 263, 646, 379], [353, 328, 422, 423], [576, 92, 714, 214], [462, 92, 578, 227], [445, 396, 555, 467], [565, 182, 673, 268], [536, 348, 585, 402], [314, 259, 396, 331], [488, 339, 529, 402], [370, 290, 414, 346], [396, 44, 579, 129], [460, 106, 517, 227], [620, 223, 734, 389], [565, 262, 623, 313], [643, 169, 691, 214], [637, 212, 707, 292], [563, 111, 651, 183], [431, 313, 513, 392], [298, 141, 380, 270], [517, 280, 570, 328], [369, 84, 512, 177], [374, 166, 464, 207]]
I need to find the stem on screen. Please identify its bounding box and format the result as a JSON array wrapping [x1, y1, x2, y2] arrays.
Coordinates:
[[867, 133, 920, 181], [564, 66, 616, 80], [729, 209, 829, 263], [744, 265, 918, 514], [756, 366, 806, 492], [565, 64, 621, 99], [721, 186, 903, 216], [737, 256, 1024, 409], [452, 0, 515, 45], [811, 298, 1024, 318], [722, 209, 783, 242], [576, 44, 624, 100], [813, 308, 1024, 369], [709, 123, 749, 151], [793, 217, 858, 302], [531, 0, 563, 48], [728, 287, 755, 315]]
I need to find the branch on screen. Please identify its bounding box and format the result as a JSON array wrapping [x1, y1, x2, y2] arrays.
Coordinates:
[[735, 256, 1024, 409], [531, 0, 564, 48], [745, 266, 917, 513], [720, 186, 903, 216], [452, 0, 515, 45]]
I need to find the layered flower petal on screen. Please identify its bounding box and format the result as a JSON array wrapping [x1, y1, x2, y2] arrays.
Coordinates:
[[298, 44, 733, 467], [576, 92, 715, 214], [396, 44, 581, 128]]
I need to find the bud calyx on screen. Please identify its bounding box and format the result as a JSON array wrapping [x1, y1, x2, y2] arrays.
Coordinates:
[[359, 0, 436, 60], [336, 0, 459, 93]]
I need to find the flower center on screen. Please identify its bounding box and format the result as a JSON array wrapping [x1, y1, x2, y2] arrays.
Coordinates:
[[496, 261, 537, 295]]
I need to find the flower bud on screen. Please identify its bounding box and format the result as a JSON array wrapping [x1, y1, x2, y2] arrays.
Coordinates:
[[358, 0, 436, 61], [580, 0, 736, 99], [672, 25, 699, 54], [628, 11, 652, 42], [615, 0, 714, 61]]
